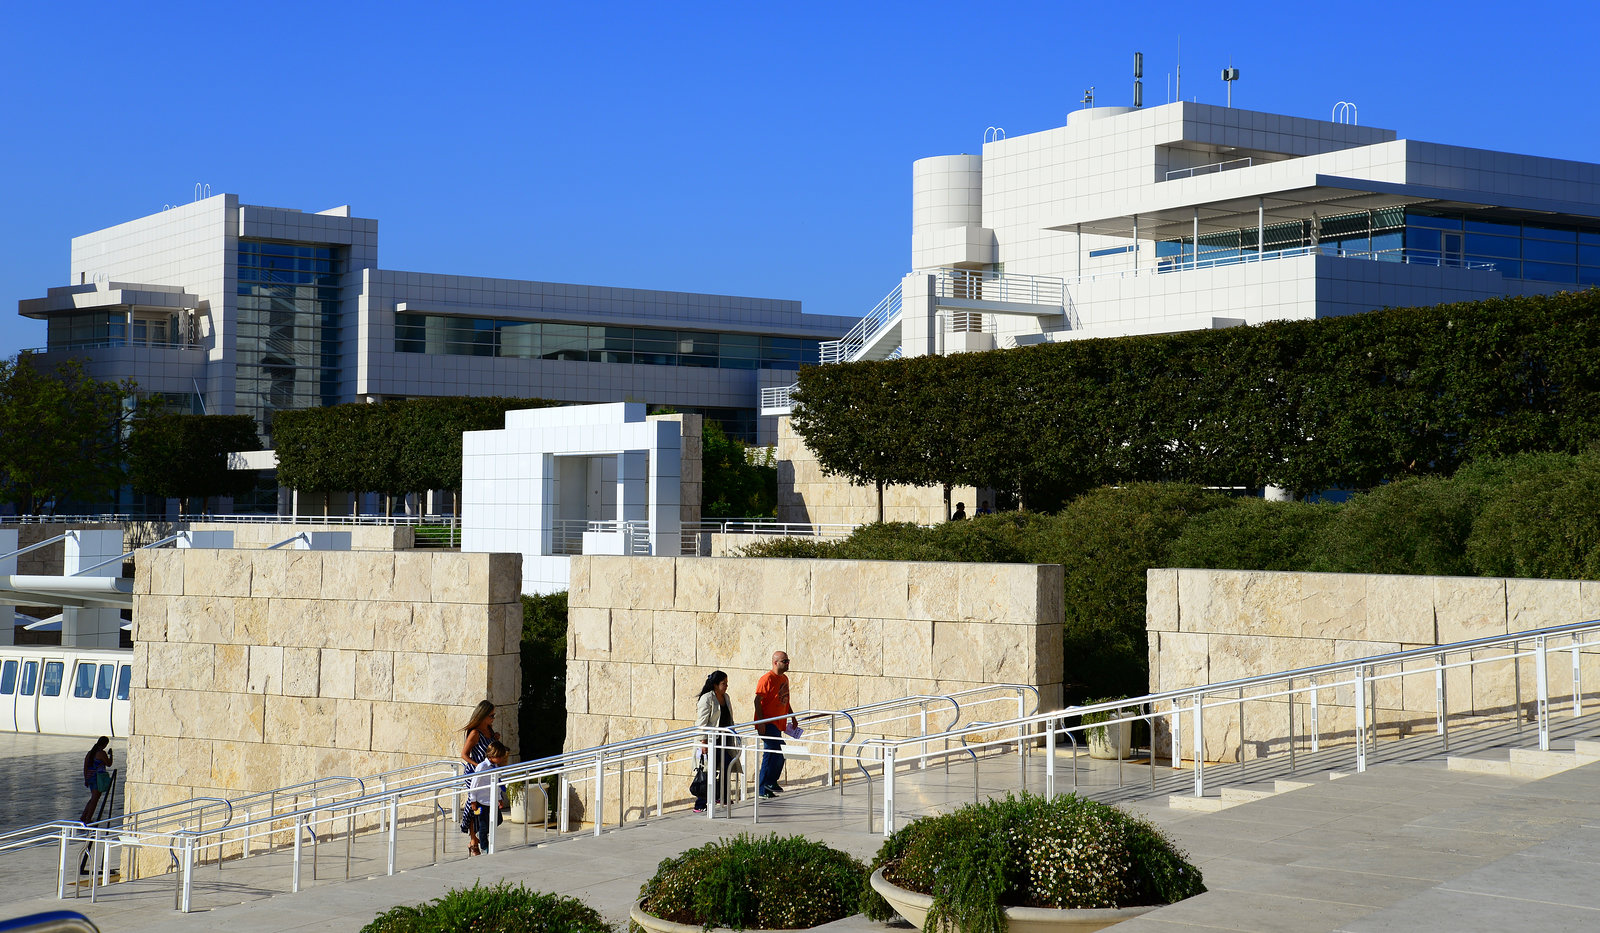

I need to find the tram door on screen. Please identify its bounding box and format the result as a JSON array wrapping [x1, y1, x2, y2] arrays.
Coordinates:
[[15, 660, 40, 732], [35, 659, 67, 734], [0, 659, 18, 731]]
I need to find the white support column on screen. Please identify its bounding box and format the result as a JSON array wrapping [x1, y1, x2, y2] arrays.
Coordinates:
[[1257, 198, 1265, 260], [899, 272, 938, 358], [0, 529, 15, 646], [1131, 214, 1139, 274], [63, 530, 122, 648], [1192, 209, 1199, 269]]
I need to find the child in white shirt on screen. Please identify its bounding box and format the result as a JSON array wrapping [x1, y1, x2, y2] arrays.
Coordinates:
[[461, 740, 509, 855]]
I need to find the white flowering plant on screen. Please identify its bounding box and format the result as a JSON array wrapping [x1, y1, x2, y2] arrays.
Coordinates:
[[863, 793, 1204, 933], [633, 832, 867, 931]]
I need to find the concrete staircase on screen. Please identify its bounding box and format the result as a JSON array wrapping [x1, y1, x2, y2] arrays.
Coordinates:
[[1447, 737, 1600, 778]]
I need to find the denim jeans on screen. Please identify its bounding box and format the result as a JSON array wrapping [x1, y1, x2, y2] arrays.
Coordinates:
[[758, 723, 785, 791]]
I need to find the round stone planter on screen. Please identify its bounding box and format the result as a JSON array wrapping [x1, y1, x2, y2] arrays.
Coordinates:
[[870, 868, 1156, 933], [630, 899, 815, 933], [1085, 720, 1132, 761]]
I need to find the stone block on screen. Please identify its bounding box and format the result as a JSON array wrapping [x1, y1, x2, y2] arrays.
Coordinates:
[[215, 644, 249, 692], [611, 608, 655, 662], [183, 549, 254, 598], [392, 651, 430, 703], [233, 595, 270, 646], [167, 595, 235, 646], [370, 702, 461, 756], [1365, 574, 1438, 644], [882, 619, 934, 678], [354, 651, 394, 701], [1507, 578, 1582, 633], [1146, 569, 1178, 633], [145, 643, 190, 691], [721, 560, 808, 617], [1436, 577, 1508, 643], [932, 622, 982, 682], [1469, 647, 1531, 717], [1174, 568, 1221, 633], [320, 648, 357, 699], [250, 550, 323, 600], [133, 687, 181, 738], [631, 664, 675, 721], [488, 652, 519, 705], [247, 645, 284, 695], [671, 666, 714, 721], [428, 654, 488, 707], [282, 647, 322, 698], [436, 603, 495, 656], [589, 556, 676, 610], [1150, 631, 1209, 694], [674, 558, 721, 612], [389, 552, 436, 604], [147, 549, 185, 596], [735, 614, 790, 672], [787, 616, 835, 673], [568, 556, 592, 607], [566, 660, 590, 715], [907, 562, 960, 622], [1208, 634, 1335, 685], [1037, 623, 1064, 689], [327, 552, 397, 603], [1581, 581, 1600, 623], [589, 661, 632, 716], [1335, 640, 1405, 710], [487, 553, 523, 605], [373, 601, 437, 653], [834, 617, 884, 675], [798, 672, 858, 714], [210, 741, 282, 791], [980, 622, 1034, 684], [652, 611, 697, 665], [428, 551, 485, 604], [959, 564, 1048, 624], [571, 607, 611, 659], [132, 595, 168, 643], [265, 695, 330, 747]]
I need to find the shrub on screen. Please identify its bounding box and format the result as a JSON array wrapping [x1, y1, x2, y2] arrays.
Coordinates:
[[635, 833, 867, 931], [1466, 458, 1600, 579], [864, 794, 1203, 933], [1311, 476, 1477, 576], [1168, 498, 1334, 572], [360, 881, 611, 933]]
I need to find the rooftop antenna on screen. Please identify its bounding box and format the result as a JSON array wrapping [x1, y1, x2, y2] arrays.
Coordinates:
[[1133, 52, 1144, 108], [193, 182, 211, 202], [1222, 60, 1240, 107], [1332, 101, 1359, 124], [1175, 36, 1181, 102], [1082, 86, 1095, 109], [984, 126, 1007, 143]]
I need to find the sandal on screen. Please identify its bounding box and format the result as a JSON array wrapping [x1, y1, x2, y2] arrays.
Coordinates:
[[468, 844, 481, 856]]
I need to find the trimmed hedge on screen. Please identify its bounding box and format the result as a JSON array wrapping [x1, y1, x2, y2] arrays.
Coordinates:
[[743, 451, 1600, 700], [360, 881, 610, 933], [636, 833, 866, 931], [790, 290, 1600, 505]]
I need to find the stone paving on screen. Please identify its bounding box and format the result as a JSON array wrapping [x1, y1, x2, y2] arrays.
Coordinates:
[[1, 720, 1597, 932], [0, 734, 126, 896]]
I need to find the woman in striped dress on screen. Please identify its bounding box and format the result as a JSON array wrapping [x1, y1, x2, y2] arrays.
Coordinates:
[[460, 701, 500, 771]]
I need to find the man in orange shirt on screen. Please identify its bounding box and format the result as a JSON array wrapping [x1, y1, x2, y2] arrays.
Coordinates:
[[753, 650, 797, 798]]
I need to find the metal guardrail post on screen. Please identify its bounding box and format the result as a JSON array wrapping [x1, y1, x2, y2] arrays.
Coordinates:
[[1436, 654, 1449, 751], [1192, 694, 1205, 797], [180, 833, 194, 913], [1044, 717, 1055, 798], [56, 828, 68, 901], [1310, 677, 1320, 753], [488, 772, 499, 855], [1514, 640, 1524, 736], [1355, 666, 1369, 773], [593, 753, 604, 837], [1574, 641, 1585, 718], [1287, 680, 1296, 775], [882, 746, 896, 835], [386, 797, 397, 875], [1536, 635, 1550, 751], [292, 817, 303, 893]]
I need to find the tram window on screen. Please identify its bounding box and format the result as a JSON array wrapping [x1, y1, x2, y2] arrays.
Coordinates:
[[0, 660, 15, 695], [116, 665, 132, 701], [20, 661, 37, 696], [42, 661, 64, 697], [74, 663, 97, 698], [96, 664, 115, 700]]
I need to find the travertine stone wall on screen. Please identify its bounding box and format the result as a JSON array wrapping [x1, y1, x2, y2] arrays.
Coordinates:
[[567, 555, 1064, 818], [190, 522, 415, 550], [1147, 568, 1600, 762], [127, 549, 523, 838], [775, 415, 980, 525]]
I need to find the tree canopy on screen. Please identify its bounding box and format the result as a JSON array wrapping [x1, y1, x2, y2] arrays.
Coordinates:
[[0, 354, 134, 513], [790, 290, 1600, 506], [127, 411, 261, 514]]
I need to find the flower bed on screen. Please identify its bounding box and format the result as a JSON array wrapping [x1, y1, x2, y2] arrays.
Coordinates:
[[863, 793, 1204, 933], [634, 832, 867, 931]]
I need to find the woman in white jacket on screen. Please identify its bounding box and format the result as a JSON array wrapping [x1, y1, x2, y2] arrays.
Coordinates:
[[693, 670, 736, 812]]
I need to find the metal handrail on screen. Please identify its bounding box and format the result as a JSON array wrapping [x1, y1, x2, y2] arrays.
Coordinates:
[[931, 269, 1065, 307], [1164, 156, 1253, 181], [820, 281, 905, 364]]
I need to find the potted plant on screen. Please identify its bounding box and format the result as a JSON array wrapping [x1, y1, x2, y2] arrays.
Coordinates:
[[360, 880, 610, 933], [631, 833, 867, 932], [1079, 700, 1139, 761], [503, 775, 551, 825], [864, 793, 1204, 933]]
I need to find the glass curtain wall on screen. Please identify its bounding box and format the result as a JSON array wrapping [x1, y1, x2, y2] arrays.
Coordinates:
[[235, 240, 347, 438], [394, 314, 820, 371]]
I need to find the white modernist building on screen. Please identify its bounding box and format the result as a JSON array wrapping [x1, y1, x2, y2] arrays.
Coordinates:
[[18, 194, 853, 458], [819, 100, 1600, 366]]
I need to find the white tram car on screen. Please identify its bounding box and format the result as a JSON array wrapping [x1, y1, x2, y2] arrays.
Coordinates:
[[0, 645, 132, 737]]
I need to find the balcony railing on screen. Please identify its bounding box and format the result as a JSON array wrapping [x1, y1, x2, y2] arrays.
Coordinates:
[[932, 269, 1064, 306], [1164, 156, 1253, 181], [550, 519, 650, 556]]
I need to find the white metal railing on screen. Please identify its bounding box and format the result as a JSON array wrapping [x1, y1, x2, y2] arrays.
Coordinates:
[[869, 617, 1600, 834], [7, 688, 1034, 911], [1063, 242, 1501, 290], [550, 519, 650, 556], [0, 514, 461, 528], [21, 339, 201, 354], [679, 520, 860, 556], [820, 281, 905, 364], [931, 269, 1064, 307], [759, 383, 798, 415], [1164, 157, 1253, 181]]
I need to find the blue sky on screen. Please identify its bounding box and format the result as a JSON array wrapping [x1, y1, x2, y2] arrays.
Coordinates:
[[2, 0, 1596, 356]]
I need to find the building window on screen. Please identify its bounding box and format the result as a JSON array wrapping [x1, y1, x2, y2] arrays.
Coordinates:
[[394, 314, 821, 372], [236, 240, 347, 438]]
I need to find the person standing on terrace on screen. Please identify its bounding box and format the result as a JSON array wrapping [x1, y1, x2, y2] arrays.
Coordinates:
[[754, 651, 797, 798]]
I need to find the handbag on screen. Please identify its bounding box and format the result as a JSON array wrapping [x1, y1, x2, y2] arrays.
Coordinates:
[[689, 766, 707, 798]]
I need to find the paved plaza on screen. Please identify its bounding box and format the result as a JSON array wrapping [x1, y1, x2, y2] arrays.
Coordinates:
[[0, 720, 1597, 933]]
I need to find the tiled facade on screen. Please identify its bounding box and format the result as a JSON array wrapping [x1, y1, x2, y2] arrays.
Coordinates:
[[19, 195, 853, 448]]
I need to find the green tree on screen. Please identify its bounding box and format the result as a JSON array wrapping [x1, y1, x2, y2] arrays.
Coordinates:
[[519, 592, 568, 760], [1168, 498, 1334, 572], [127, 411, 262, 514], [0, 354, 133, 513], [701, 420, 776, 518]]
